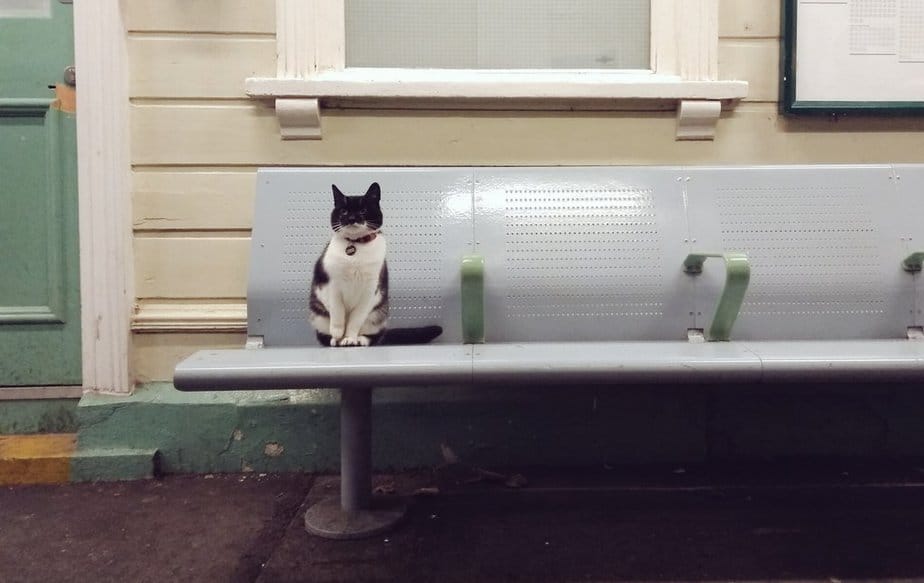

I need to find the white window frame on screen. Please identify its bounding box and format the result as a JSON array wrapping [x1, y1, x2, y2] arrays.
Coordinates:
[[247, 0, 748, 140]]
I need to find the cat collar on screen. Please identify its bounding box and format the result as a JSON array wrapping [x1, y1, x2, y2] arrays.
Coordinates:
[[344, 232, 379, 255], [346, 232, 379, 245]]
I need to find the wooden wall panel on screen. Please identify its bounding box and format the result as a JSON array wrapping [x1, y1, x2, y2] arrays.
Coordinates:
[[132, 103, 924, 167], [133, 332, 246, 383], [718, 39, 778, 102], [134, 171, 256, 231], [124, 0, 275, 34], [719, 0, 781, 38], [129, 37, 275, 99], [135, 237, 250, 299]]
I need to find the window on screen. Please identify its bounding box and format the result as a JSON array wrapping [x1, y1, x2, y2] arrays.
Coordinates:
[[248, 0, 748, 140], [344, 0, 650, 70]]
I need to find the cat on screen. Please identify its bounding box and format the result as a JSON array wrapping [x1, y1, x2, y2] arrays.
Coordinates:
[[308, 182, 443, 347]]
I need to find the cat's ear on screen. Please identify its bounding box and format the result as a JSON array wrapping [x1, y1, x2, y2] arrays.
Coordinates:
[[332, 184, 346, 207], [364, 182, 381, 203]]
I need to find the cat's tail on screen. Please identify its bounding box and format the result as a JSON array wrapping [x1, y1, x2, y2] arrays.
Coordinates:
[[379, 325, 443, 345]]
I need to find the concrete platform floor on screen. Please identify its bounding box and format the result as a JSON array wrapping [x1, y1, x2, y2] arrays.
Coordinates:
[[2, 462, 924, 582]]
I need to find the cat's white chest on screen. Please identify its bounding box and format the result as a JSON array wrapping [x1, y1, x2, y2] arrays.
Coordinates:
[[322, 236, 386, 306]]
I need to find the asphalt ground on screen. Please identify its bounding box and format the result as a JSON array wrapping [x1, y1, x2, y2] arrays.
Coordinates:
[[2, 461, 924, 582]]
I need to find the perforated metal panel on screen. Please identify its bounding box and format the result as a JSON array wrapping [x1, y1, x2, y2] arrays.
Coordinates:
[[249, 169, 473, 346], [685, 166, 915, 340], [474, 168, 693, 342], [247, 165, 924, 347]]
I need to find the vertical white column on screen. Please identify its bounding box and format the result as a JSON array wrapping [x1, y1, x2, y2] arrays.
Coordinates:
[[74, 0, 134, 394]]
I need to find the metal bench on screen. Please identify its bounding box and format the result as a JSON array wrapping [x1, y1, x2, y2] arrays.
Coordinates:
[[175, 165, 924, 538]]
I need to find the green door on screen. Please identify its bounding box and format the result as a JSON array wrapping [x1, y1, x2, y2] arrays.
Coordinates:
[[0, 0, 81, 387]]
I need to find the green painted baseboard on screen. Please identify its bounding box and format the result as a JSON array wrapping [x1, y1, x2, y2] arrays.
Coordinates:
[[70, 382, 924, 481], [0, 399, 79, 434], [70, 448, 157, 482]]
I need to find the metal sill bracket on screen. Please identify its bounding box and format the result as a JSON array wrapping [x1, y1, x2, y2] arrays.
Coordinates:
[[683, 252, 751, 342]]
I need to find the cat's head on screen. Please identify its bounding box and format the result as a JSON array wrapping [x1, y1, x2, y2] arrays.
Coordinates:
[[330, 182, 383, 237]]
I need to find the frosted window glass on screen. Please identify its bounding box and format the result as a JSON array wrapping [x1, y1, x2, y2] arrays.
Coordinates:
[[345, 0, 651, 69]]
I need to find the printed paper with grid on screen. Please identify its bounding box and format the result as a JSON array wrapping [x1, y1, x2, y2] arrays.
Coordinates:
[[899, 0, 924, 61], [849, 0, 899, 54]]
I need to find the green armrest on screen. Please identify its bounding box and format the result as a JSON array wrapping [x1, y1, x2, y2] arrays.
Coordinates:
[[902, 252, 924, 272], [683, 253, 751, 342], [461, 255, 485, 344]]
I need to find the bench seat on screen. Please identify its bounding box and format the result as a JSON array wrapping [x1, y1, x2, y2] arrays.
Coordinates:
[[175, 339, 924, 392], [739, 340, 924, 382], [175, 345, 475, 390], [472, 342, 761, 384]]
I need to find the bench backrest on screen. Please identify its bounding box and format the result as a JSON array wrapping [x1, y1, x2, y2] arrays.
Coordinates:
[[474, 167, 694, 341], [686, 166, 922, 340], [249, 165, 924, 345]]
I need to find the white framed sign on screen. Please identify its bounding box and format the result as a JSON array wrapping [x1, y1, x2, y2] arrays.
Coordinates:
[[782, 0, 924, 114]]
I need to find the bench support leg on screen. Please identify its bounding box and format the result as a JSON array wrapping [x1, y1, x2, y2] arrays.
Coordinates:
[[341, 385, 371, 511], [304, 386, 407, 539]]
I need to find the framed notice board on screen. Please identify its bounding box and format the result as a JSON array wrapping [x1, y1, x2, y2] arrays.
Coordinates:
[[782, 0, 924, 115]]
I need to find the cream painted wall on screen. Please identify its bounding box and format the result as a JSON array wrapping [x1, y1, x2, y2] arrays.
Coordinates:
[[128, 0, 924, 382]]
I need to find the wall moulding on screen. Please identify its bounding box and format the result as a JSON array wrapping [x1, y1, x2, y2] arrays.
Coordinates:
[[133, 301, 247, 334]]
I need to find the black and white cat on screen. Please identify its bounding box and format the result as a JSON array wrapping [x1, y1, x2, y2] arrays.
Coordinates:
[[308, 182, 442, 347]]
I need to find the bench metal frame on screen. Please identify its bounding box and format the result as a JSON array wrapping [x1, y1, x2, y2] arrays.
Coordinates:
[[175, 165, 924, 539]]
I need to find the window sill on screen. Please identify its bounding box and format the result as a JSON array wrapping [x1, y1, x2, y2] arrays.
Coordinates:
[[245, 69, 749, 141]]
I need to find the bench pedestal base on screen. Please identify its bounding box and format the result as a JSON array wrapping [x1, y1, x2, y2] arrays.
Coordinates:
[[304, 386, 407, 539], [304, 495, 407, 540]]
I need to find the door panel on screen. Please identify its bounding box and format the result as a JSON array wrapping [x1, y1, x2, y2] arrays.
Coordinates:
[[0, 0, 80, 386]]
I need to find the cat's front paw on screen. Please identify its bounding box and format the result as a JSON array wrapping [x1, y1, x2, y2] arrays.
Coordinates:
[[337, 335, 370, 347]]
